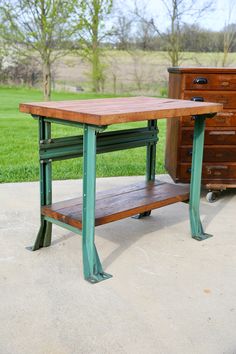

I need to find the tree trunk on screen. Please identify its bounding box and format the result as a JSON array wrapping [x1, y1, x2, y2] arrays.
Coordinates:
[[222, 48, 228, 67], [92, 45, 100, 92], [43, 61, 51, 101], [113, 73, 117, 94], [222, 32, 229, 67], [91, 2, 101, 93]]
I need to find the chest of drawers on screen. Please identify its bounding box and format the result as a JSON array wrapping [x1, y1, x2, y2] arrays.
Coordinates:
[[165, 67, 236, 186]]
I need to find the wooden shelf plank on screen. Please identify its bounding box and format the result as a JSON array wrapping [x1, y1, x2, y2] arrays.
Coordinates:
[[42, 181, 189, 229]]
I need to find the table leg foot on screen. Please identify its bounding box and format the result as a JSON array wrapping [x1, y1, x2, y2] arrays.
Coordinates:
[[132, 210, 152, 219], [32, 220, 52, 251], [86, 272, 113, 284], [83, 245, 112, 283], [192, 233, 213, 241], [190, 211, 213, 241]]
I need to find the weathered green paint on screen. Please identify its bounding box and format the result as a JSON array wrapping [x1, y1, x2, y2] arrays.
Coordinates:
[[44, 117, 107, 132], [44, 216, 82, 235], [32, 118, 52, 250], [39, 127, 158, 162], [146, 120, 158, 182], [41, 116, 84, 128], [82, 124, 112, 283], [189, 115, 213, 240], [135, 120, 158, 219]]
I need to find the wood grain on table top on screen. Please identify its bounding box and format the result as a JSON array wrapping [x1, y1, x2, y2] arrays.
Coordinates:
[[19, 96, 222, 126]]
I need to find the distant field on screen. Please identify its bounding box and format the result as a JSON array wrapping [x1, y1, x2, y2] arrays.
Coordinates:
[[55, 50, 236, 95], [0, 86, 166, 183]]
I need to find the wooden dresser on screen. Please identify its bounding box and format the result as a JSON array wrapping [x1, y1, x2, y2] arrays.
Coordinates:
[[165, 67, 236, 188]]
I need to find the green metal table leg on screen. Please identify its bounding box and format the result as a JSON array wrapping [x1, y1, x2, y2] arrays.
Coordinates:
[[146, 120, 157, 182], [134, 120, 158, 219], [82, 124, 112, 283], [189, 115, 212, 241], [32, 118, 52, 250]]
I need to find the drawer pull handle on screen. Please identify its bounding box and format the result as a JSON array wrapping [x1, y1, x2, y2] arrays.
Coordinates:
[[193, 77, 208, 85], [188, 150, 193, 156], [209, 131, 235, 135], [187, 167, 192, 174], [191, 96, 204, 102]]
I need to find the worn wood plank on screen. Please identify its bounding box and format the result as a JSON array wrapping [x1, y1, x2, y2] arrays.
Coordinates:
[[19, 96, 222, 126], [42, 181, 190, 229]]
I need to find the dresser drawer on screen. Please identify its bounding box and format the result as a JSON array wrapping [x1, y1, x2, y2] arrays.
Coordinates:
[[181, 111, 236, 127], [184, 91, 236, 109], [180, 163, 236, 180], [180, 146, 236, 162], [184, 73, 236, 91], [181, 128, 236, 145]]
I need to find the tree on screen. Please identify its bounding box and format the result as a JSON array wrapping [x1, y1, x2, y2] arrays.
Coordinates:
[[0, 40, 4, 77], [113, 14, 133, 50], [221, 1, 236, 66], [0, 0, 83, 100], [135, 19, 155, 50], [0, 56, 42, 85], [79, 0, 113, 92], [135, 0, 214, 66]]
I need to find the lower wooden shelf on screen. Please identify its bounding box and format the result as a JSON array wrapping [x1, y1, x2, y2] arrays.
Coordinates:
[[42, 180, 190, 229]]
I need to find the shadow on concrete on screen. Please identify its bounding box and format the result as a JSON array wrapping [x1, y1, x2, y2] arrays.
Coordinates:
[[48, 188, 235, 270]]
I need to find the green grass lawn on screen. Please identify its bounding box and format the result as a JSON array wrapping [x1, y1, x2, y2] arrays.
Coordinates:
[[0, 86, 166, 183]]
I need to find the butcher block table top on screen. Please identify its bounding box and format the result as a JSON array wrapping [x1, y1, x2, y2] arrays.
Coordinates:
[[19, 96, 222, 126]]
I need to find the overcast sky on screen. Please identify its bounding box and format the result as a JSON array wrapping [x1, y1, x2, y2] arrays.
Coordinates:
[[117, 0, 235, 32]]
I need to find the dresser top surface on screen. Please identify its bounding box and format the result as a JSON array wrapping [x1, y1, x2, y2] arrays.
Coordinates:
[[168, 67, 236, 74]]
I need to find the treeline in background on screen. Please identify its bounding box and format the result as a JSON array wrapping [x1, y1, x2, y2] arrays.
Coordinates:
[[0, 0, 236, 99]]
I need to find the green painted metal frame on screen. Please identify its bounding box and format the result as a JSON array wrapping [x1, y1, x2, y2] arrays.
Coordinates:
[[82, 125, 112, 283], [39, 127, 158, 163], [44, 215, 82, 235], [32, 118, 53, 250], [189, 114, 213, 240], [32, 116, 159, 282], [146, 120, 158, 182], [32, 115, 84, 129], [31, 111, 213, 283], [133, 120, 158, 219]]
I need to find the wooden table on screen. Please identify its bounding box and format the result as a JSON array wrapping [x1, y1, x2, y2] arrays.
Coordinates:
[[20, 97, 222, 283]]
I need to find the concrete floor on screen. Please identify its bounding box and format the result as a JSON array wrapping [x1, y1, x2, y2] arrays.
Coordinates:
[[1, 175, 236, 354]]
